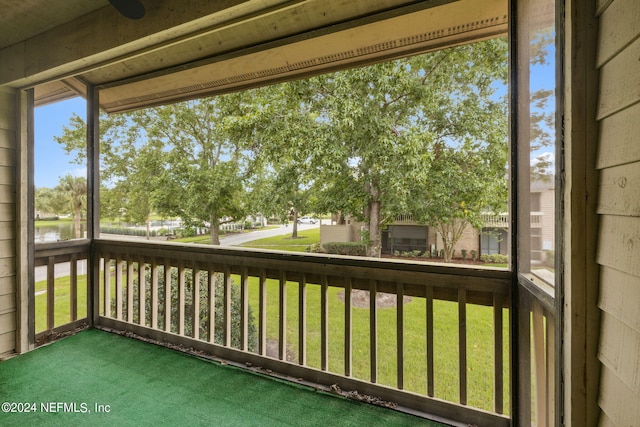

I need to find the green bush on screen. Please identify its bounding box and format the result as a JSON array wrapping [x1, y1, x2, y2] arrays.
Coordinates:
[[307, 243, 323, 253], [112, 267, 257, 351], [100, 226, 157, 237], [323, 242, 367, 256], [480, 253, 509, 264], [544, 250, 555, 268], [461, 249, 468, 260], [470, 250, 477, 261]]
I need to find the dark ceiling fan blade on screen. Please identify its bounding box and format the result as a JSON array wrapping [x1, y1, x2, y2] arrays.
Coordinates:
[[108, 0, 145, 20]]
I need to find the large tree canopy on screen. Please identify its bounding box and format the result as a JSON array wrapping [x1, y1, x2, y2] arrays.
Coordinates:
[[138, 98, 252, 245], [306, 38, 508, 257], [52, 38, 509, 259]]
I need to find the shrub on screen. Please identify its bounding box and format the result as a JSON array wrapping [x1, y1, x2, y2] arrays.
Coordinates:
[[480, 253, 509, 264], [307, 242, 323, 253], [544, 250, 555, 268], [112, 268, 258, 350], [323, 242, 367, 256], [470, 250, 477, 261], [461, 249, 468, 260], [100, 226, 157, 237]]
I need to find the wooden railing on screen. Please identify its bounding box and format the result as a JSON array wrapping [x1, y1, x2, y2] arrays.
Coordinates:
[[34, 240, 90, 341], [518, 284, 557, 427], [480, 212, 543, 228], [92, 239, 511, 426]]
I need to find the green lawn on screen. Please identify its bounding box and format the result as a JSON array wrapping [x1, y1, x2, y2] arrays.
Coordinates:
[[239, 275, 509, 412], [35, 275, 88, 333], [239, 228, 320, 252]]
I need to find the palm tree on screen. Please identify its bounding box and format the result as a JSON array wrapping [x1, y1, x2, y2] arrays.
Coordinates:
[[55, 175, 87, 239]]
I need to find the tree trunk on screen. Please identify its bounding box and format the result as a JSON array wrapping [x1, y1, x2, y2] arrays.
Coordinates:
[[74, 206, 82, 239], [438, 219, 468, 262], [145, 216, 151, 240], [291, 207, 299, 239], [367, 200, 382, 257], [210, 214, 220, 245]]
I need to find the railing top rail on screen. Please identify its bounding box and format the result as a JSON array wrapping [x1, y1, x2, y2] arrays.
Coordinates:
[[94, 239, 511, 301], [94, 238, 509, 278], [35, 239, 91, 261]]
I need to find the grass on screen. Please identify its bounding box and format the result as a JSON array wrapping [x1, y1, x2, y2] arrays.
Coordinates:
[[35, 275, 88, 333], [239, 228, 320, 251], [240, 276, 509, 412]]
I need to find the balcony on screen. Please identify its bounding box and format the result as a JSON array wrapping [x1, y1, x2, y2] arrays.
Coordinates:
[[479, 212, 543, 228], [24, 238, 556, 426], [1, 328, 443, 426]]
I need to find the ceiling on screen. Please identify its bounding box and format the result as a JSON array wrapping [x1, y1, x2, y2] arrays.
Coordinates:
[[0, 0, 109, 50], [0, 0, 508, 113]]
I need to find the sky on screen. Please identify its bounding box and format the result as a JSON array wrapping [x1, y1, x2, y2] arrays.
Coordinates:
[[34, 96, 86, 188]]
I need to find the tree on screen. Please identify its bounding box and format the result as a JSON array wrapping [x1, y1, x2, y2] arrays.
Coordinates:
[[55, 111, 160, 238], [409, 140, 508, 262], [308, 38, 508, 257], [54, 175, 87, 238], [35, 186, 66, 218], [139, 98, 251, 245], [229, 81, 322, 239]]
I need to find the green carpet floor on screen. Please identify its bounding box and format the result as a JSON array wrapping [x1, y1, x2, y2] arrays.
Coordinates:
[[0, 329, 446, 426]]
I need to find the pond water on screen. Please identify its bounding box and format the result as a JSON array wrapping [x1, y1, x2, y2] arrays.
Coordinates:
[[34, 222, 85, 243]]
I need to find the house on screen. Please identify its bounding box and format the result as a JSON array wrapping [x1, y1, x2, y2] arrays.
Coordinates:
[[0, 0, 634, 425]]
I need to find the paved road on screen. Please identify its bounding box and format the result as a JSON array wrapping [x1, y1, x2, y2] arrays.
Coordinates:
[[218, 222, 320, 246], [35, 222, 322, 282]]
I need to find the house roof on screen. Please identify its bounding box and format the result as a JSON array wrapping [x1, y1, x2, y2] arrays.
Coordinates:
[[1, 0, 507, 113]]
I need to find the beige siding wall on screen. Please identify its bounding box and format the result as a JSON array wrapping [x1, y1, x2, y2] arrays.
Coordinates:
[[595, 0, 640, 424], [320, 222, 364, 246], [0, 87, 16, 356], [435, 225, 480, 256]]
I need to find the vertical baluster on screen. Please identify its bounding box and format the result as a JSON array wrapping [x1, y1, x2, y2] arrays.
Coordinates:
[[344, 277, 352, 376], [46, 257, 54, 330], [259, 269, 267, 355], [321, 275, 329, 371], [193, 268, 200, 340], [426, 285, 434, 397], [299, 274, 307, 366], [546, 309, 556, 426], [103, 256, 111, 317], [115, 257, 123, 320], [70, 254, 78, 321], [127, 259, 134, 323], [151, 260, 158, 329], [138, 260, 146, 327], [178, 264, 186, 335], [241, 267, 249, 351], [458, 287, 467, 405], [396, 282, 404, 390], [494, 293, 504, 414], [208, 269, 215, 343], [532, 300, 547, 426], [369, 279, 377, 383], [164, 261, 172, 332], [278, 271, 287, 360], [223, 266, 231, 347], [518, 292, 532, 425]]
